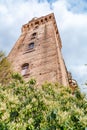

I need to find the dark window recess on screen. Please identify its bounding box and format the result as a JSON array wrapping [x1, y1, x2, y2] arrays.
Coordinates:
[[41, 19, 43, 23], [28, 42, 34, 50], [21, 63, 29, 76], [31, 23, 33, 26], [56, 30, 58, 34], [35, 21, 39, 25], [49, 16, 52, 19], [45, 18, 47, 21], [32, 32, 36, 37], [30, 33, 37, 40]]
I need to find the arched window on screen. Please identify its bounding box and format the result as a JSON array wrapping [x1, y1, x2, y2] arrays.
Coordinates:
[[28, 42, 34, 50], [21, 63, 29, 76]]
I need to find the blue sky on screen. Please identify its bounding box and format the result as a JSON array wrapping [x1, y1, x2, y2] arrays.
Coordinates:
[[0, 0, 87, 92]]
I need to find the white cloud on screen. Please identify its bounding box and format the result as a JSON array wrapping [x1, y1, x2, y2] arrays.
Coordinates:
[[0, 0, 51, 54], [0, 0, 87, 91], [71, 65, 87, 80], [67, 0, 87, 14]]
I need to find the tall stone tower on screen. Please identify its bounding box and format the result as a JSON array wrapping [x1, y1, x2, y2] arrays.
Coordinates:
[[8, 13, 72, 86]]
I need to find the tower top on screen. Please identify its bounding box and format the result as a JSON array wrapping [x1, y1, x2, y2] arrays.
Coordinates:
[[21, 13, 62, 49]]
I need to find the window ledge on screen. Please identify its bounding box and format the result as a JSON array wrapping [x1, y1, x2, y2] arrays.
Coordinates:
[[23, 49, 35, 54], [23, 73, 30, 78]]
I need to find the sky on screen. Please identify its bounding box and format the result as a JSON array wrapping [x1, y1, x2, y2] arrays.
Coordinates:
[[0, 0, 87, 92]]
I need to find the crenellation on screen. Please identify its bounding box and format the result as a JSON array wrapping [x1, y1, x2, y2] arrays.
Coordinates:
[[21, 13, 55, 33]]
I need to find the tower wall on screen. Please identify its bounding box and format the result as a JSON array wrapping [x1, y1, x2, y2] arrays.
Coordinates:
[[8, 13, 69, 86]]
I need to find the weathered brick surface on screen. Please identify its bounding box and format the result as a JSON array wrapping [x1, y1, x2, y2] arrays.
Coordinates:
[[8, 13, 69, 86]]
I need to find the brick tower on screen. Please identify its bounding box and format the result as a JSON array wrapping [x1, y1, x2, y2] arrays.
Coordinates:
[[8, 13, 73, 86]]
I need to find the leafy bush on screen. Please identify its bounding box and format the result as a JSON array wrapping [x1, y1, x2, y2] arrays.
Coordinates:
[[0, 77, 87, 130]]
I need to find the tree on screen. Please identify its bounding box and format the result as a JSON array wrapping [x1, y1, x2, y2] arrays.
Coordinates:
[[0, 51, 5, 60], [0, 51, 12, 85], [0, 75, 87, 130]]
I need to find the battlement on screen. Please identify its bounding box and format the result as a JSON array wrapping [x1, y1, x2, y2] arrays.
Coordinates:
[[21, 13, 62, 49], [22, 13, 54, 32]]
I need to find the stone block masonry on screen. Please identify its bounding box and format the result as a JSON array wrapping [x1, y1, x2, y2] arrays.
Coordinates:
[[8, 13, 77, 87]]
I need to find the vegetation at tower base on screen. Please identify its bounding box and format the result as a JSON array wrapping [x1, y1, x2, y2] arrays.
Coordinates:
[[0, 51, 12, 85], [0, 74, 87, 130]]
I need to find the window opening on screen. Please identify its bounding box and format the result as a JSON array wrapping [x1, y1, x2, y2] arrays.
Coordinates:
[[32, 32, 36, 37], [49, 16, 52, 19], [21, 63, 29, 76], [28, 42, 34, 50], [41, 19, 43, 23], [35, 21, 39, 25], [45, 18, 47, 21], [30, 32, 37, 40], [31, 23, 33, 26]]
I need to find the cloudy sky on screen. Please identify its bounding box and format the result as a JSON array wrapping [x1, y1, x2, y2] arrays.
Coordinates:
[[0, 0, 87, 92]]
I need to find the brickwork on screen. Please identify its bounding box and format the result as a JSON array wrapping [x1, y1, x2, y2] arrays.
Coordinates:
[[8, 13, 69, 86]]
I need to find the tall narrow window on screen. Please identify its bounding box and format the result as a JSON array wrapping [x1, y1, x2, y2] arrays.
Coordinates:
[[28, 42, 34, 50], [21, 63, 29, 76]]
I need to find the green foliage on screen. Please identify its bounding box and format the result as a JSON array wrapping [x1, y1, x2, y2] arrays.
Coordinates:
[[12, 73, 24, 84], [0, 51, 5, 61], [0, 51, 12, 85], [0, 79, 87, 130]]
